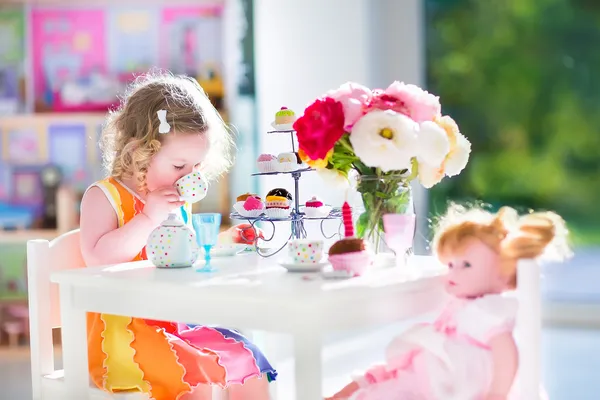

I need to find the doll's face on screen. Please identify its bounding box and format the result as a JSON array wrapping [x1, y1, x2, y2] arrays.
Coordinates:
[[439, 238, 510, 299]]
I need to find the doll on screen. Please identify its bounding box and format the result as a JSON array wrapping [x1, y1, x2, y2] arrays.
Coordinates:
[[328, 205, 571, 400]]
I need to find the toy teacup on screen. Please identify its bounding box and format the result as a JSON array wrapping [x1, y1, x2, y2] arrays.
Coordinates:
[[176, 171, 208, 203], [287, 239, 324, 264]]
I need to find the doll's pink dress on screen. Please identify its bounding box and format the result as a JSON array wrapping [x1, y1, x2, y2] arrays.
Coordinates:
[[349, 293, 518, 400]]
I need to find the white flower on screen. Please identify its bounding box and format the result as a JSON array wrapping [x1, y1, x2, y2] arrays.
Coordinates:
[[417, 161, 445, 189], [416, 121, 450, 167], [444, 131, 471, 176], [316, 168, 350, 189], [349, 110, 418, 172]]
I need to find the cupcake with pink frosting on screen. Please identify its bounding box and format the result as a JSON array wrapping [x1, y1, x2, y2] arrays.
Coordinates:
[[304, 196, 332, 218], [257, 153, 277, 173], [234, 196, 265, 218]]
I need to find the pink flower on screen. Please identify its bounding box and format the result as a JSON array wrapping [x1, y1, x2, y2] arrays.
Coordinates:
[[326, 82, 372, 130], [385, 81, 442, 123], [383, 81, 442, 123]]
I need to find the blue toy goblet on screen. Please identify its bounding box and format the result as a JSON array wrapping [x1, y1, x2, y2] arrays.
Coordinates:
[[191, 213, 222, 272]]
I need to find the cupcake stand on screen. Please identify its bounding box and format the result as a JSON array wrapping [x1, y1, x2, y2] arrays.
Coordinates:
[[230, 127, 343, 257]]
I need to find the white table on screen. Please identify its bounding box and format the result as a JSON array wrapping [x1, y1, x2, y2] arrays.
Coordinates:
[[51, 255, 447, 400]]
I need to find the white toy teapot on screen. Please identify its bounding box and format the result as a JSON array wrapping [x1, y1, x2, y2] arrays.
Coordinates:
[[147, 213, 199, 268]]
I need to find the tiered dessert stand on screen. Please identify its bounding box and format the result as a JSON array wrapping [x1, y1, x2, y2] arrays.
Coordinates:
[[230, 127, 342, 257]]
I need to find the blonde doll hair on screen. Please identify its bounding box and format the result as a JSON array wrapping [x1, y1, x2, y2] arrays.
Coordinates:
[[433, 204, 572, 288], [100, 70, 235, 193]]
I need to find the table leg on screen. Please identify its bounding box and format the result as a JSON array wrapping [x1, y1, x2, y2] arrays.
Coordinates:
[[293, 333, 322, 400], [59, 285, 89, 399]]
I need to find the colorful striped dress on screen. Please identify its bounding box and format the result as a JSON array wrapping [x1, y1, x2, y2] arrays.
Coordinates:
[[86, 178, 277, 400]]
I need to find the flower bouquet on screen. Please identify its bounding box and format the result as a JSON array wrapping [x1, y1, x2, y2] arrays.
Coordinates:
[[293, 81, 471, 253]]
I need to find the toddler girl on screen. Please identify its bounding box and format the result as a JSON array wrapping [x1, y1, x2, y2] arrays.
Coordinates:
[[328, 205, 571, 400], [80, 72, 276, 400]]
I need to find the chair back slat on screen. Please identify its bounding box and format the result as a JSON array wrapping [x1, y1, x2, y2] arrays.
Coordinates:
[[48, 230, 85, 327], [515, 258, 542, 399], [27, 229, 84, 398]]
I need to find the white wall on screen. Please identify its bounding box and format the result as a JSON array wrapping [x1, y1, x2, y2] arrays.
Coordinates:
[[253, 0, 428, 250], [367, 0, 429, 253]]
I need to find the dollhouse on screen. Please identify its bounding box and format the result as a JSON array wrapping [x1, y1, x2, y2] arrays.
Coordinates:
[[0, 1, 231, 347]]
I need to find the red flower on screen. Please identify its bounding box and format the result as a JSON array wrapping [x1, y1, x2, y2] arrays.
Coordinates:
[[293, 97, 345, 160]]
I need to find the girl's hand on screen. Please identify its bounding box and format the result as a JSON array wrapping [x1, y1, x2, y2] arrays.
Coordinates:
[[485, 394, 507, 400], [223, 223, 265, 245], [142, 187, 185, 225]]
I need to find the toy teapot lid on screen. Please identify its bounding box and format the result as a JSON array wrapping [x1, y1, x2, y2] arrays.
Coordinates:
[[161, 213, 184, 227]]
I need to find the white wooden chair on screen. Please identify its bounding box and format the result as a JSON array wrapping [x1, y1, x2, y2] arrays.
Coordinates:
[[27, 230, 229, 400], [515, 258, 547, 400], [27, 230, 144, 399]]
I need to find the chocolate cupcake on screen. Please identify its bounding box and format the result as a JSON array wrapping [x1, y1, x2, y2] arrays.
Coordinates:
[[266, 188, 292, 202], [328, 238, 367, 255]]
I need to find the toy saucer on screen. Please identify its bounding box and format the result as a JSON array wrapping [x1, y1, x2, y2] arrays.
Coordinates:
[[205, 243, 248, 257], [270, 122, 294, 131], [278, 258, 328, 273]]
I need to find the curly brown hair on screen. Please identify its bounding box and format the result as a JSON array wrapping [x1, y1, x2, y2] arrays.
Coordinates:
[[100, 70, 234, 193]]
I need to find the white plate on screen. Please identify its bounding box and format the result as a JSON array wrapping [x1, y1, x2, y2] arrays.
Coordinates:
[[270, 122, 294, 131], [204, 244, 248, 257], [278, 258, 328, 273], [303, 205, 333, 218]]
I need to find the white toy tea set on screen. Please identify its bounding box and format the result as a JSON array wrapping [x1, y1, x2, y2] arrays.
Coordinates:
[[146, 172, 247, 269], [146, 172, 207, 268], [279, 238, 329, 272], [278, 200, 373, 279]]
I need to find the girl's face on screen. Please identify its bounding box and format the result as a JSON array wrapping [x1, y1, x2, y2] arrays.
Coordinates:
[[439, 238, 510, 299], [145, 133, 209, 192]]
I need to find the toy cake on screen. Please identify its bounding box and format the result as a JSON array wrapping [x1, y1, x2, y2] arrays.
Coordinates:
[[267, 188, 292, 203], [236, 192, 260, 202], [257, 153, 278, 173], [235, 192, 259, 208], [328, 201, 371, 276], [271, 107, 296, 131], [277, 152, 297, 172], [265, 195, 291, 218], [238, 196, 265, 217], [304, 195, 331, 218]]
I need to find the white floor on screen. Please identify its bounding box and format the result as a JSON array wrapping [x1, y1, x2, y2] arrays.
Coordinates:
[[1, 325, 599, 400]]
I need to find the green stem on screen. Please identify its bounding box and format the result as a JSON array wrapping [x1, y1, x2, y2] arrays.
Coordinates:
[[339, 135, 354, 153], [406, 158, 419, 182]]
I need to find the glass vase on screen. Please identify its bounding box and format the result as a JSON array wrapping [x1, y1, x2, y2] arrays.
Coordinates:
[[355, 174, 415, 263]]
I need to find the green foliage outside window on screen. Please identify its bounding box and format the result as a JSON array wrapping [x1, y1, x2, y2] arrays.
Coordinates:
[[426, 0, 600, 244]]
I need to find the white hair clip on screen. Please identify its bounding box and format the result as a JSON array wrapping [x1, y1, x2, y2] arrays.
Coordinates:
[[157, 110, 171, 134]]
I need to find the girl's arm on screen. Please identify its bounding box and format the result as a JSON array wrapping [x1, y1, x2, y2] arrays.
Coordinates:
[[80, 187, 156, 266], [487, 331, 519, 399]]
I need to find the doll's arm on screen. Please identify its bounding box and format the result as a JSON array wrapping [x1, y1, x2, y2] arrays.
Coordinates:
[[487, 331, 519, 399], [325, 381, 359, 399], [327, 363, 395, 399]]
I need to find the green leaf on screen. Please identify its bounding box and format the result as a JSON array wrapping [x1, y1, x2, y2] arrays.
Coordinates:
[[356, 211, 370, 239]]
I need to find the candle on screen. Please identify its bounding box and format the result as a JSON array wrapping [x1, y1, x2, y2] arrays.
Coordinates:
[[342, 201, 354, 237]]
